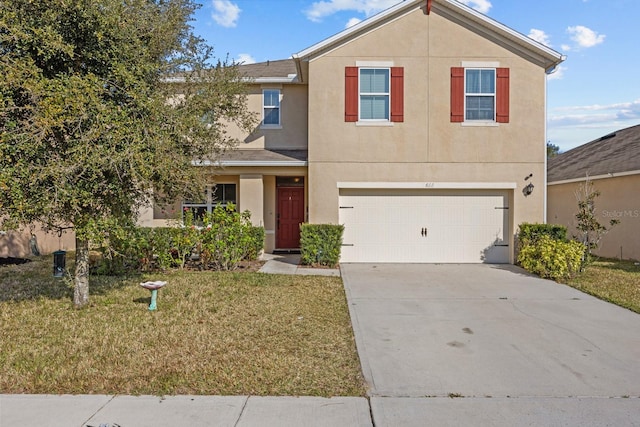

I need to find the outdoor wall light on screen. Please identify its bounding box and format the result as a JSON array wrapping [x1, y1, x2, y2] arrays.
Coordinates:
[[523, 182, 535, 196]]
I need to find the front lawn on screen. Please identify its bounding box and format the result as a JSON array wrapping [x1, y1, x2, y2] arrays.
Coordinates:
[[0, 255, 365, 396], [564, 258, 640, 314]]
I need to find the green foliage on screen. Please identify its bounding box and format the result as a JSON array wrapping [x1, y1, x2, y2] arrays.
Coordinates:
[[547, 142, 561, 158], [518, 223, 568, 245], [517, 235, 585, 281], [171, 210, 200, 269], [199, 204, 264, 271], [300, 224, 344, 268], [94, 204, 264, 274], [574, 179, 620, 261], [0, 0, 257, 305], [246, 226, 266, 261]]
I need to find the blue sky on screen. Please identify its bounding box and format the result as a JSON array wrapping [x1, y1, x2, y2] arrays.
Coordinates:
[[191, 0, 640, 152]]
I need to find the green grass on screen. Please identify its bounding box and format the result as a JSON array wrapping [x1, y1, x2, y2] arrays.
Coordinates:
[[0, 255, 365, 396], [563, 258, 640, 314]]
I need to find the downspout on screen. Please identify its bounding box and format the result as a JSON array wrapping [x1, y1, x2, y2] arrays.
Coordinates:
[[543, 70, 548, 223]]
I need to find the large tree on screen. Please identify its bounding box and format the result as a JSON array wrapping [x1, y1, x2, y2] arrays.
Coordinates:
[[0, 0, 256, 307]]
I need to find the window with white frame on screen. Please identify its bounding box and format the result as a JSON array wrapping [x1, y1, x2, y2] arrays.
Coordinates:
[[359, 68, 390, 121], [182, 183, 237, 222], [465, 69, 496, 121], [262, 89, 280, 126]]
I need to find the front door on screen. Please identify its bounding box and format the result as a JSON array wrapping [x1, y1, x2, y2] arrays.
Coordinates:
[[277, 187, 305, 249]]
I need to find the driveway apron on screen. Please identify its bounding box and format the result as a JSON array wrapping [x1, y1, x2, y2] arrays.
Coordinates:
[[341, 263, 640, 399]]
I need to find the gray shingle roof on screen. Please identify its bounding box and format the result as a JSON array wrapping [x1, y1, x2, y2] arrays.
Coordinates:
[[221, 149, 307, 164], [239, 59, 297, 79], [548, 124, 640, 182]]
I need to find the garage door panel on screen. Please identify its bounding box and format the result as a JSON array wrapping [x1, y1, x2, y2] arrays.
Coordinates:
[[339, 190, 510, 263]]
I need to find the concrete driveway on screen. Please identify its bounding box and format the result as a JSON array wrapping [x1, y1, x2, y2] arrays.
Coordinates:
[[341, 263, 640, 426]]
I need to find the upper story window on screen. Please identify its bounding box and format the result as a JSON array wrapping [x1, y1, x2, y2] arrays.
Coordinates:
[[345, 65, 404, 123], [359, 68, 390, 121], [262, 89, 280, 127], [465, 69, 495, 121], [451, 66, 509, 124], [182, 183, 237, 223]]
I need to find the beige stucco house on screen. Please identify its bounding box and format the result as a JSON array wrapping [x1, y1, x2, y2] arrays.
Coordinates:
[[3, 0, 564, 263], [140, 0, 564, 264], [547, 124, 640, 261]]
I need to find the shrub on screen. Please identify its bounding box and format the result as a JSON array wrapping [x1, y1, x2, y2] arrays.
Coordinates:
[[517, 235, 585, 281], [91, 205, 264, 274], [518, 223, 568, 244], [300, 224, 344, 268], [170, 210, 200, 269], [147, 227, 177, 270], [93, 221, 151, 275], [199, 204, 264, 270], [245, 226, 266, 261]]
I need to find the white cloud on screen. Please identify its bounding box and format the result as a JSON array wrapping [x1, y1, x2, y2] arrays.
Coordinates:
[[345, 17, 362, 28], [567, 25, 605, 48], [561, 44, 571, 52], [236, 53, 255, 64], [305, 0, 399, 23], [528, 29, 551, 47], [211, 0, 241, 28], [458, 0, 492, 14], [547, 65, 566, 81], [550, 99, 640, 127]]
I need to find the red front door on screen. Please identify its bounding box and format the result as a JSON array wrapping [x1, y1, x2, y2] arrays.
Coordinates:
[[277, 187, 305, 249]]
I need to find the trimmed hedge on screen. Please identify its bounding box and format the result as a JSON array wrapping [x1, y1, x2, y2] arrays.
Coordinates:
[[518, 223, 568, 244], [300, 224, 344, 268]]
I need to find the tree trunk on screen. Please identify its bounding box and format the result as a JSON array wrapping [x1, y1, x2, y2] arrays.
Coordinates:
[[74, 237, 90, 308]]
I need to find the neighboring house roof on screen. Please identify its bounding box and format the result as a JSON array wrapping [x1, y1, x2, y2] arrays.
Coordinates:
[[293, 0, 564, 81], [548, 124, 640, 183]]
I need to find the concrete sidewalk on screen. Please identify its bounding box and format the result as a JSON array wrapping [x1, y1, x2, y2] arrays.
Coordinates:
[[0, 395, 371, 427], [258, 253, 340, 276], [4, 394, 639, 427]]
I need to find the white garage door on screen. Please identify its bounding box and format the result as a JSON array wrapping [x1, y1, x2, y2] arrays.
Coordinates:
[[339, 189, 510, 263]]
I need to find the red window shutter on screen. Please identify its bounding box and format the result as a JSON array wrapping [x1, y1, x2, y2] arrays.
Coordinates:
[[345, 67, 358, 122], [450, 67, 464, 123], [390, 67, 404, 122], [496, 67, 510, 123]]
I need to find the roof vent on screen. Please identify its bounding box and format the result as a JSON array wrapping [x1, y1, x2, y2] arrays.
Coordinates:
[[598, 132, 616, 142]]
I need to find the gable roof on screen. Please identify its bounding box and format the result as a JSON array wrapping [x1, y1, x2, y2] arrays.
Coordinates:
[[293, 0, 564, 79], [548, 124, 640, 183]]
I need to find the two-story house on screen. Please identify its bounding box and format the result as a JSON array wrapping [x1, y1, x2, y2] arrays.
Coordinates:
[[139, 0, 564, 264]]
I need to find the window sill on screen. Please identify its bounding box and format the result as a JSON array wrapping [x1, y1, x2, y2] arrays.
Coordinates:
[[260, 125, 282, 130], [460, 121, 499, 127], [355, 121, 394, 127]]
